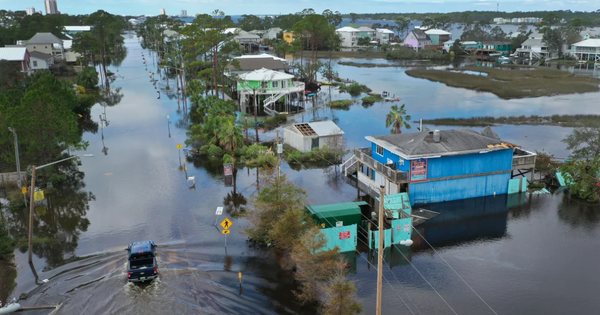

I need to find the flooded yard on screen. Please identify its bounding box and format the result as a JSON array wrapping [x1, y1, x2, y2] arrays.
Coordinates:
[[5, 36, 600, 314]]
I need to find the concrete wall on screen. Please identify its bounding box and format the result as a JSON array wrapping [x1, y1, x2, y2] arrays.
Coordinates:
[[0, 172, 19, 187], [283, 128, 311, 152]]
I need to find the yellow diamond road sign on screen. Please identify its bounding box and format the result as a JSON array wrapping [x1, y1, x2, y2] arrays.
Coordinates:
[[220, 218, 232, 230], [177, 143, 183, 150], [34, 190, 45, 201], [222, 230, 231, 234]]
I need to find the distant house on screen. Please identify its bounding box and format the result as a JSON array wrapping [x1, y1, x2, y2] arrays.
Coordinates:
[[480, 41, 512, 54], [63, 26, 91, 35], [284, 120, 345, 152], [234, 31, 261, 44], [226, 54, 293, 75], [28, 51, 54, 71], [25, 32, 65, 61], [342, 127, 536, 204], [375, 28, 395, 45], [570, 39, 600, 61], [335, 26, 361, 47], [580, 29, 600, 40], [264, 27, 282, 40], [404, 29, 431, 50], [282, 31, 294, 43], [442, 40, 478, 53], [424, 29, 452, 46], [236, 68, 304, 115], [514, 33, 551, 59], [0, 47, 31, 75], [357, 26, 376, 39]]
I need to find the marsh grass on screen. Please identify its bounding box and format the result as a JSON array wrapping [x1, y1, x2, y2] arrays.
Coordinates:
[[422, 114, 600, 127], [406, 66, 600, 99]]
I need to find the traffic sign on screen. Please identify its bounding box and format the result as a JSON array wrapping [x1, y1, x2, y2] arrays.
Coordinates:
[[22, 187, 27, 194], [222, 230, 231, 234], [177, 143, 183, 150], [220, 218, 232, 230], [215, 207, 223, 215], [34, 190, 45, 201]]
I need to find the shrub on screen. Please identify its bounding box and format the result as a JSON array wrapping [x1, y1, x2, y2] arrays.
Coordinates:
[[222, 154, 233, 164], [208, 144, 223, 157], [361, 95, 383, 105], [339, 83, 371, 96], [326, 100, 356, 108]]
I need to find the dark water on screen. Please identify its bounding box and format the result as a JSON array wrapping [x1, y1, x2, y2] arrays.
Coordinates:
[[7, 35, 600, 314]]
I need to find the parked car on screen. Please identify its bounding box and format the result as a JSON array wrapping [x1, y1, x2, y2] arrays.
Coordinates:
[[125, 241, 158, 283]]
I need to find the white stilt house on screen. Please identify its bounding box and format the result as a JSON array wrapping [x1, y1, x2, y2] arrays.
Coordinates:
[[236, 68, 305, 116]]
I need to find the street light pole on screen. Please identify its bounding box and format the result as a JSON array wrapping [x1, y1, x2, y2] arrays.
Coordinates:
[[8, 127, 22, 187], [27, 154, 93, 263]]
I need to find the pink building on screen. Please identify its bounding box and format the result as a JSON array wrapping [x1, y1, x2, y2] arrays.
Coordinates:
[[403, 29, 431, 51]]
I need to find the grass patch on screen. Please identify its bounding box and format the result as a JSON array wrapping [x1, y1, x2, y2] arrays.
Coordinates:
[[284, 146, 344, 166], [338, 82, 372, 96], [422, 114, 600, 127], [406, 66, 600, 99], [338, 61, 397, 68], [528, 183, 545, 189], [326, 100, 357, 108], [386, 47, 451, 61], [310, 50, 387, 59], [361, 95, 383, 105]]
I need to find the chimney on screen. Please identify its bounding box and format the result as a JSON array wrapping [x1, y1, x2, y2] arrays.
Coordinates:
[[433, 130, 441, 143]]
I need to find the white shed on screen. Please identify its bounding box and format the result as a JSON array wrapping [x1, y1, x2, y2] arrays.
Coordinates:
[[29, 51, 54, 71], [284, 120, 345, 152]]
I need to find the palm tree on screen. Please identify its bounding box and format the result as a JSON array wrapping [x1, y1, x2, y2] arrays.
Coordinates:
[[218, 120, 244, 170], [386, 104, 412, 134]]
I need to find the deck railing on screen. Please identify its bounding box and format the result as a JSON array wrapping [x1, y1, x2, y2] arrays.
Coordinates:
[[354, 148, 409, 183], [512, 149, 537, 169]]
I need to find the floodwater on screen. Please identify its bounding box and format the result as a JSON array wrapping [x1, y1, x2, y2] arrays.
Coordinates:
[[5, 34, 600, 314]]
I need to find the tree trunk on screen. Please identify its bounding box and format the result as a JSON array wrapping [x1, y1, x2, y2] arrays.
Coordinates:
[[214, 46, 219, 98]]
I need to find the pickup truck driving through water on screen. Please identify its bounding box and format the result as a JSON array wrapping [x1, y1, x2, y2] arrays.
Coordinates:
[[126, 241, 158, 283]]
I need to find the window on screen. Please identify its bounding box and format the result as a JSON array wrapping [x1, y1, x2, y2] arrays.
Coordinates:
[[33, 61, 38, 67], [272, 80, 279, 88], [45, 45, 48, 49], [376, 144, 384, 156], [262, 82, 268, 89], [33, 45, 36, 49]]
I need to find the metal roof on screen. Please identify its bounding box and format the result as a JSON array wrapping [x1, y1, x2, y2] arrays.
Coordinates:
[[28, 32, 63, 44], [0, 47, 28, 61], [336, 26, 360, 33], [63, 26, 91, 32], [307, 120, 344, 137], [571, 39, 600, 47], [29, 51, 53, 60], [521, 38, 546, 47], [425, 29, 451, 35], [409, 29, 431, 41], [237, 68, 294, 81], [367, 128, 516, 159], [306, 202, 366, 217]]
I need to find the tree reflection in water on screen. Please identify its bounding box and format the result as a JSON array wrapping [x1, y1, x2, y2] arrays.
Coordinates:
[[558, 193, 600, 229], [6, 158, 94, 270]]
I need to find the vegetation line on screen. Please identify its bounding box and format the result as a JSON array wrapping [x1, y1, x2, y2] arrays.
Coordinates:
[[421, 114, 600, 127]]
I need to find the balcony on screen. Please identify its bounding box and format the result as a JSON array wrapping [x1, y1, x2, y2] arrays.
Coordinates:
[[354, 148, 409, 183], [512, 148, 536, 170]]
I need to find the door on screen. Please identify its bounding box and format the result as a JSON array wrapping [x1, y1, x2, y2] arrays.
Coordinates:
[[311, 137, 319, 150]]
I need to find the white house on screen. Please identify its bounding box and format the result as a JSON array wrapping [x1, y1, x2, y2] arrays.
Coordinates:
[[63, 26, 91, 35], [580, 29, 600, 40], [335, 26, 360, 47], [28, 51, 54, 71], [236, 68, 305, 115], [264, 27, 282, 40], [375, 28, 394, 45], [284, 120, 345, 152], [227, 54, 293, 75], [570, 39, 600, 61], [514, 33, 550, 59]]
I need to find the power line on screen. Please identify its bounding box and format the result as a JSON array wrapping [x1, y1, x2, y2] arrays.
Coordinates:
[[411, 227, 498, 315]]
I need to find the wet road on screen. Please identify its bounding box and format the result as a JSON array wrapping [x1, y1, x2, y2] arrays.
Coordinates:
[[8, 34, 600, 314]]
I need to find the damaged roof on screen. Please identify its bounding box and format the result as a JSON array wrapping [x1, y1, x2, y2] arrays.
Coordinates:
[[366, 128, 516, 159]]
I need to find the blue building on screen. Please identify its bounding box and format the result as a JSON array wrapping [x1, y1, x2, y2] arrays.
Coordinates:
[[342, 127, 536, 205]]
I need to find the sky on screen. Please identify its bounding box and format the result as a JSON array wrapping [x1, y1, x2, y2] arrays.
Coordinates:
[[2, 0, 598, 16]]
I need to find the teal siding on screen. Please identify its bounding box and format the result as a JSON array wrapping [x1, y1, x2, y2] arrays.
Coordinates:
[[391, 218, 412, 244], [410, 173, 511, 204], [508, 177, 528, 194], [370, 228, 393, 248], [319, 224, 357, 253]]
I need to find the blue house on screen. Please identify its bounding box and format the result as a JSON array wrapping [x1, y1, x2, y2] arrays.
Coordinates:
[[342, 127, 536, 205]]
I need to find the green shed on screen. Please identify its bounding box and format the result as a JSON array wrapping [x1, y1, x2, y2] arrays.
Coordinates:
[[306, 202, 368, 228]]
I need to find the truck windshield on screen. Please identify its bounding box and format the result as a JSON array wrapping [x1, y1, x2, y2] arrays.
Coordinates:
[[130, 254, 154, 269]]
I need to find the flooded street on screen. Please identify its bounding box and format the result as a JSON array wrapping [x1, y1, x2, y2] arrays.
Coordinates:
[[8, 35, 600, 314]]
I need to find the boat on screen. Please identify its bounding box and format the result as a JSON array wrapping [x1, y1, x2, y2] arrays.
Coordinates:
[[384, 97, 400, 102], [0, 301, 21, 314], [498, 56, 511, 63]]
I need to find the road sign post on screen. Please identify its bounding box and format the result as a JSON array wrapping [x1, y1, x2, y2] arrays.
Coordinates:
[[220, 218, 233, 249], [177, 143, 183, 166], [214, 207, 223, 226]]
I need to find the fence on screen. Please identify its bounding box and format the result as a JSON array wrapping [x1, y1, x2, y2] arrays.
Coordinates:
[[0, 172, 19, 187]]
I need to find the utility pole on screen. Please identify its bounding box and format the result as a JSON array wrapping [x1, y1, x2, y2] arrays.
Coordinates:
[[8, 127, 22, 187], [376, 185, 385, 315], [27, 165, 36, 263], [276, 130, 280, 179]]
